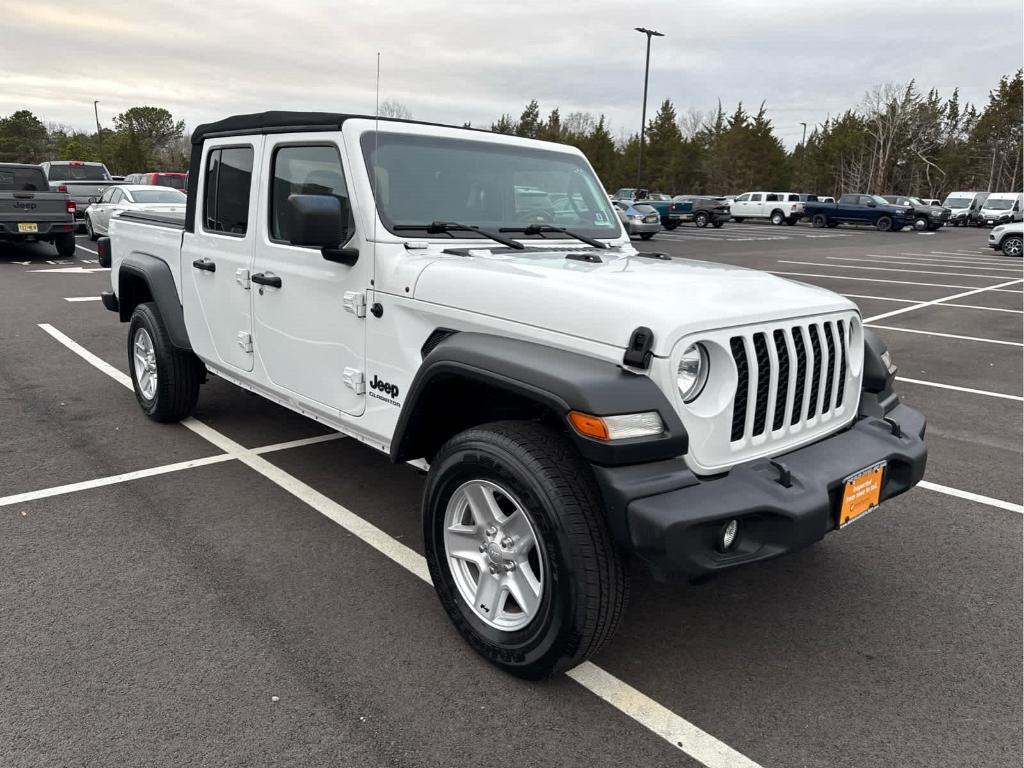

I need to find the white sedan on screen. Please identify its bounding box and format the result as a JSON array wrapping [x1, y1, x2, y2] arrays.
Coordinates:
[[85, 185, 186, 239]]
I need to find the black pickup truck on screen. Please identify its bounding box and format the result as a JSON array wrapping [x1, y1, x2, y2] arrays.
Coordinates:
[[0, 163, 77, 256], [881, 195, 950, 231], [803, 194, 915, 232]]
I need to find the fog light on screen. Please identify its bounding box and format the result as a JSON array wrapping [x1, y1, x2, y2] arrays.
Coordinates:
[[718, 519, 739, 552]]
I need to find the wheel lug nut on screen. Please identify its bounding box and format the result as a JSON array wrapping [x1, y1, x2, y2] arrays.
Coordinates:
[[501, 537, 514, 549], [485, 526, 497, 537], [504, 561, 516, 572], [478, 544, 487, 553], [488, 565, 498, 575]]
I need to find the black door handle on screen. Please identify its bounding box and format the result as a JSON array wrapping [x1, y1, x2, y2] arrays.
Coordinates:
[[251, 272, 282, 288], [192, 258, 216, 272]]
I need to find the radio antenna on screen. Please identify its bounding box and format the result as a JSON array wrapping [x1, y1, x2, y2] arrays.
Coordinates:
[[371, 51, 380, 278]]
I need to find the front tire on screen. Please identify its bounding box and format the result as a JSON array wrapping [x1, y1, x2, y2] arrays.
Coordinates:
[[695, 212, 709, 228], [423, 421, 628, 679], [640, 232, 654, 240], [86, 215, 98, 241], [876, 216, 893, 232], [1001, 235, 1023, 257], [54, 232, 76, 257], [732, 216, 744, 223], [913, 216, 929, 231], [127, 303, 203, 423], [664, 220, 678, 231]]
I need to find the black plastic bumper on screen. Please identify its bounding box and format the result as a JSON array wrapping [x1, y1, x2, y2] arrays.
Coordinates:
[[594, 402, 926, 579], [100, 291, 118, 313]]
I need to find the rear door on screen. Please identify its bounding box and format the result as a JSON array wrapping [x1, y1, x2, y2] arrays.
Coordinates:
[[181, 139, 261, 373], [249, 134, 367, 417]]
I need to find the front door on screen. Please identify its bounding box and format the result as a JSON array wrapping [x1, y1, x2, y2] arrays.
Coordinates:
[[181, 140, 261, 373], [250, 135, 367, 417]]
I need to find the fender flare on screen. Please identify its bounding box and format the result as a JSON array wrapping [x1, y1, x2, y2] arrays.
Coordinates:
[[390, 332, 687, 467], [118, 253, 191, 350]]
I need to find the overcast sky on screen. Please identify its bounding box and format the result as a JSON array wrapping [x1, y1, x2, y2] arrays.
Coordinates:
[[4, 0, 1021, 148]]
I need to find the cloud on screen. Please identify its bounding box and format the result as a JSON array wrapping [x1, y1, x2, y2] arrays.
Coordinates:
[[2, 0, 1020, 148]]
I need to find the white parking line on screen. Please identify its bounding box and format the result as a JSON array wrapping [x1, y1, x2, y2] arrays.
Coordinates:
[[0, 454, 236, 508], [75, 244, 98, 254], [862, 278, 1024, 322], [919, 481, 1024, 515], [778, 260, 1014, 280], [771, 271, 1022, 292], [866, 324, 1023, 347], [36, 322, 763, 768], [830, 256, 1024, 274], [64, 296, 102, 302], [841, 293, 1023, 314], [896, 252, 1021, 266], [895, 376, 1024, 402]]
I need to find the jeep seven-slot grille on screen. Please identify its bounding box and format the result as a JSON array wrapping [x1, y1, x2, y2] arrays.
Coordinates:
[[728, 319, 851, 445]]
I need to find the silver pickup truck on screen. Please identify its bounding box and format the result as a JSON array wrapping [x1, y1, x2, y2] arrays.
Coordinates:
[[0, 163, 77, 257], [41, 160, 123, 230]]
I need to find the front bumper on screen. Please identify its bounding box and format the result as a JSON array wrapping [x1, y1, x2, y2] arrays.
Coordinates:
[[596, 402, 926, 579]]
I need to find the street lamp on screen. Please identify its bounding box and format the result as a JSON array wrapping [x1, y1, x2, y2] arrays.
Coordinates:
[[634, 26, 664, 189], [799, 122, 807, 147], [94, 101, 101, 134]]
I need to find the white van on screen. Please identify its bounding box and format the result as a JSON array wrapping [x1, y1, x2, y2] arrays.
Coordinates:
[[730, 192, 805, 225], [977, 192, 1023, 227], [942, 191, 989, 227]]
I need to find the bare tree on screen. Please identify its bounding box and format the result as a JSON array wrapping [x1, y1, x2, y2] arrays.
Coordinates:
[[678, 108, 705, 139], [378, 99, 413, 119]]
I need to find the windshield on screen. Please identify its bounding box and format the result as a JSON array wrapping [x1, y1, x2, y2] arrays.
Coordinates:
[[46, 164, 109, 182], [130, 188, 186, 204], [360, 132, 620, 240], [984, 199, 1014, 210], [0, 167, 48, 191], [943, 197, 972, 209]]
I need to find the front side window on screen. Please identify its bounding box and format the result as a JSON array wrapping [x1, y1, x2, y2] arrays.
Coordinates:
[[100, 187, 114, 203], [749, 193, 762, 202], [735, 193, 749, 202], [203, 146, 253, 235], [110, 188, 124, 203], [360, 132, 619, 240], [269, 145, 354, 244]]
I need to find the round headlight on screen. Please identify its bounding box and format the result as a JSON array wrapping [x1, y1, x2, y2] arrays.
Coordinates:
[[677, 343, 709, 403]]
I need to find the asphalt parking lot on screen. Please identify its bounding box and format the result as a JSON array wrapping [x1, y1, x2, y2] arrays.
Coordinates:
[[1, 223, 1021, 768]]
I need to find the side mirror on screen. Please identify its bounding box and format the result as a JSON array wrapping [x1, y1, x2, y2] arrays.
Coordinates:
[[285, 194, 358, 266]]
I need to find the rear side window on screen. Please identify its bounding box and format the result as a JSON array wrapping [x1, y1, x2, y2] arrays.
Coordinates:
[[204, 147, 253, 235], [269, 145, 353, 244], [766, 193, 779, 202], [0, 167, 48, 191]]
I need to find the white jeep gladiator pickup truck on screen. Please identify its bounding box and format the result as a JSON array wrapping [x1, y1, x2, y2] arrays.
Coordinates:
[[99, 111, 927, 679]]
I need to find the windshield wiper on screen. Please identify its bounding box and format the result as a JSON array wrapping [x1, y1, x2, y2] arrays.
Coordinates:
[[393, 221, 524, 250], [500, 224, 609, 249]]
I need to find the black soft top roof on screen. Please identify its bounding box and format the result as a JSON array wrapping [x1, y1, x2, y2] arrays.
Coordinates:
[[190, 110, 486, 145]]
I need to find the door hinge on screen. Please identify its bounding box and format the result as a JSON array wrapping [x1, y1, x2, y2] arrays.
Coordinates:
[[235, 268, 251, 289], [237, 331, 253, 353], [343, 367, 365, 394], [343, 291, 367, 318]]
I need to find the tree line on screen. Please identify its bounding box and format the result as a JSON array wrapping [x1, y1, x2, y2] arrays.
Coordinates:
[[0, 106, 187, 175], [0, 70, 1019, 196]]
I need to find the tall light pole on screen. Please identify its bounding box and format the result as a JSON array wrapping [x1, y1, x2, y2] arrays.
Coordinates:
[[634, 27, 664, 189], [799, 122, 807, 147], [93, 101, 101, 134]]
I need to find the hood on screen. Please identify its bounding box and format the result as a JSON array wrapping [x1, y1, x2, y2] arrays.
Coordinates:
[[413, 248, 855, 356]]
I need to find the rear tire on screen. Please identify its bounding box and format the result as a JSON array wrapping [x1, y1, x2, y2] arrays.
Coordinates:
[[695, 212, 709, 228], [732, 217, 744, 223], [712, 220, 724, 228], [640, 233, 654, 240], [54, 233, 76, 257], [811, 214, 827, 228], [784, 217, 797, 226], [664, 221, 678, 231], [423, 421, 628, 679], [127, 302, 203, 423], [1001, 235, 1023, 257], [876, 216, 893, 232], [826, 221, 839, 228]]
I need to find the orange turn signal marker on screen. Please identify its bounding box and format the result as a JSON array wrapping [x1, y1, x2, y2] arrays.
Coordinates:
[[568, 411, 609, 440]]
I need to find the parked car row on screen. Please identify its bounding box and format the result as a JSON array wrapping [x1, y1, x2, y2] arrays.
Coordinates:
[[942, 191, 1023, 227]]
